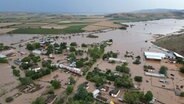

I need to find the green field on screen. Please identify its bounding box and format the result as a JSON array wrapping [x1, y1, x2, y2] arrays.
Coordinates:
[[8, 25, 86, 34], [154, 34, 184, 56]]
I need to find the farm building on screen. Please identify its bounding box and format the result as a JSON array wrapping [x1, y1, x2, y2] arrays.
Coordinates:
[[145, 72, 165, 78], [144, 52, 166, 60]]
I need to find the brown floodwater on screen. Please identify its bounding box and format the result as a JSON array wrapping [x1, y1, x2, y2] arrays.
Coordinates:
[[0, 19, 184, 104]]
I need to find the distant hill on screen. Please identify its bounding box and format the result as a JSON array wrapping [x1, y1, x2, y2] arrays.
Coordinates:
[[133, 9, 182, 13], [106, 9, 184, 22]]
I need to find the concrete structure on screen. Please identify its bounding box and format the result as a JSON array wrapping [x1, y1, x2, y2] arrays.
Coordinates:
[[92, 89, 100, 98], [108, 58, 126, 63], [59, 64, 82, 75], [144, 52, 166, 60], [145, 72, 165, 78]]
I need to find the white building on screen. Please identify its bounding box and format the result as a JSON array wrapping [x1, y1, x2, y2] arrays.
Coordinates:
[[144, 52, 166, 60]]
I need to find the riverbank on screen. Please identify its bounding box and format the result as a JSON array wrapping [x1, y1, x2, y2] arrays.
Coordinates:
[[153, 29, 184, 56]]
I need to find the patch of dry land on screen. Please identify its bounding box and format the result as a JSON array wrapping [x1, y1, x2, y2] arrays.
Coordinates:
[[0, 28, 17, 34], [154, 33, 184, 56], [83, 20, 121, 31], [0, 23, 20, 28]]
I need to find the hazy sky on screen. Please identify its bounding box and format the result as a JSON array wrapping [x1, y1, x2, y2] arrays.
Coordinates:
[[0, 0, 184, 14]]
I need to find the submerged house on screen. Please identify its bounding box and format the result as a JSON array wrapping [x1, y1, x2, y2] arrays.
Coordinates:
[[144, 52, 166, 60], [108, 58, 126, 63], [59, 64, 82, 75]]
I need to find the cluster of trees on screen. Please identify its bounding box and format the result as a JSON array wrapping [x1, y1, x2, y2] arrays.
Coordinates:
[[67, 85, 94, 104], [0, 58, 8, 63], [20, 54, 41, 70], [69, 47, 76, 52], [5, 97, 14, 103], [159, 66, 168, 76], [23, 59, 57, 80], [32, 97, 45, 104], [75, 57, 88, 68], [13, 69, 20, 77], [19, 77, 33, 85], [22, 54, 41, 63], [0, 43, 9, 63], [114, 75, 133, 88], [25, 66, 57, 80], [143, 65, 154, 72], [124, 91, 153, 104], [134, 76, 143, 82], [86, 34, 99, 38], [116, 64, 130, 74], [26, 42, 41, 51], [88, 46, 105, 61], [86, 68, 107, 87], [66, 76, 75, 95], [179, 66, 184, 74], [70, 42, 77, 47], [50, 80, 61, 89], [0, 43, 10, 51], [176, 57, 184, 64], [81, 43, 88, 48], [102, 51, 118, 60], [133, 56, 141, 65], [86, 67, 133, 88], [66, 85, 73, 95]]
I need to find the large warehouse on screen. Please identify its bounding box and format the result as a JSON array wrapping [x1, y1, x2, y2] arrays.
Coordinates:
[[144, 51, 166, 60]]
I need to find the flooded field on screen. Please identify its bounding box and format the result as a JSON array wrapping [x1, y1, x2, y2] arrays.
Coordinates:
[[0, 19, 184, 104]]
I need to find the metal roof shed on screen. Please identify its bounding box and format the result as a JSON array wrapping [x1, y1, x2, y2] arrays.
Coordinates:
[[144, 52, 166, 60]]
